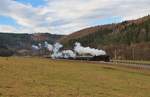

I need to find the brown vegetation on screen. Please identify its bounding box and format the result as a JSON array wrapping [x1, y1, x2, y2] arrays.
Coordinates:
[[59, 15, 150, 60]]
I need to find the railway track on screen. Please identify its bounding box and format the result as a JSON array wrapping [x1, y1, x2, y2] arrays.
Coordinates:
[[97, 60, 150, 70], [51, 58, 150, 70]]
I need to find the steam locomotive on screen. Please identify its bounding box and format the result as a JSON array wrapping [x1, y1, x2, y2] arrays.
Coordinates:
[[74, 55, 110, 62]]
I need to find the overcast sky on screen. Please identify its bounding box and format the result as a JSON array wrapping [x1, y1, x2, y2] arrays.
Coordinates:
[[0, 0, 150, 35]]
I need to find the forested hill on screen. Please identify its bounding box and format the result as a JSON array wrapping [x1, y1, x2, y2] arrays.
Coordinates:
[[0, 33, 63, 50], [60, 15, 150, 60]]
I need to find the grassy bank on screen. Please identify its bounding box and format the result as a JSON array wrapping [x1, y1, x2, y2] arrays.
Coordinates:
[[0, 57, 150, 97]]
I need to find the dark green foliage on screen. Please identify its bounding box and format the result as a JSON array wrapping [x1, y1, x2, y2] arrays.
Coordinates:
[[0, 45, 14, 57], [0, 33, 63, 49]]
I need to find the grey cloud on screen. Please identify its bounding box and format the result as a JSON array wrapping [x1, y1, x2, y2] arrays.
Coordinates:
[[0, 0, 150, 34]]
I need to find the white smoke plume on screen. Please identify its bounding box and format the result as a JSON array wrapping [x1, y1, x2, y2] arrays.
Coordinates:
[[44, 41, 53, 51], [51, 42, 63, 58], [62, 50, 76, 58], [38, 43, 42, 49], [32, 43, 42, 51], [74, 42, 106, 56], [32, 45, 40, 50], [32, 41, 107, 58], [51, 43, 76, 59]]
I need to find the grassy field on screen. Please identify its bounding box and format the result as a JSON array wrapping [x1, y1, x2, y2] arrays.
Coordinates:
[[0, 57, 150, 97]]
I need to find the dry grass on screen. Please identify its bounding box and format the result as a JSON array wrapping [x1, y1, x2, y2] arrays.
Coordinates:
[[0, 57, 150, 97]]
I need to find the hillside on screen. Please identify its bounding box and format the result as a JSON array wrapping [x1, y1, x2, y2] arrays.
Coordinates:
[[0, 33, 63, 54], [60, 15, 150, 60]]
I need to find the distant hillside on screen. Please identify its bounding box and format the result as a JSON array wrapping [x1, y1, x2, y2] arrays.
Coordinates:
[[0, 33, 63, 50], [60, 15, 150, 60]]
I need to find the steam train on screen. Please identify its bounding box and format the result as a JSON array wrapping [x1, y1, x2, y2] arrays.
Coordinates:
[[58, 54, 110, 62], [74, 55, 110, 62]]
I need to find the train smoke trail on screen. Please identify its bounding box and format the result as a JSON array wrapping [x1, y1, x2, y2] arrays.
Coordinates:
[[32, 45, 40, 50], [32, 42, 106, 59], [44, 41, 53, 51], [62, 50, 76, 58], [74, 42, 106, 56], [51, 42, 63, 58]]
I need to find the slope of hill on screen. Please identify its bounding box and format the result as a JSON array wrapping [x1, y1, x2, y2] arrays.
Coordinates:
[[60, 15, 150, 60], [0, 33, 63, 51]]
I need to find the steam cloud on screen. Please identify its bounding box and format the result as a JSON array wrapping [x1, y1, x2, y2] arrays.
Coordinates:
[[44, 41, 53, 51], [32, 45, 40, 50], [38, 43, 42, 49], [32, 41, 106, 59], [51, 42, 63, 58], [62, 50, 76, 58], [74, 42, 106, 56]]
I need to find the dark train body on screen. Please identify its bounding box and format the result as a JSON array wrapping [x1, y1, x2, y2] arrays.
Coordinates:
[[90, 55, 110, 62], [70, 55, 110, 62]]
